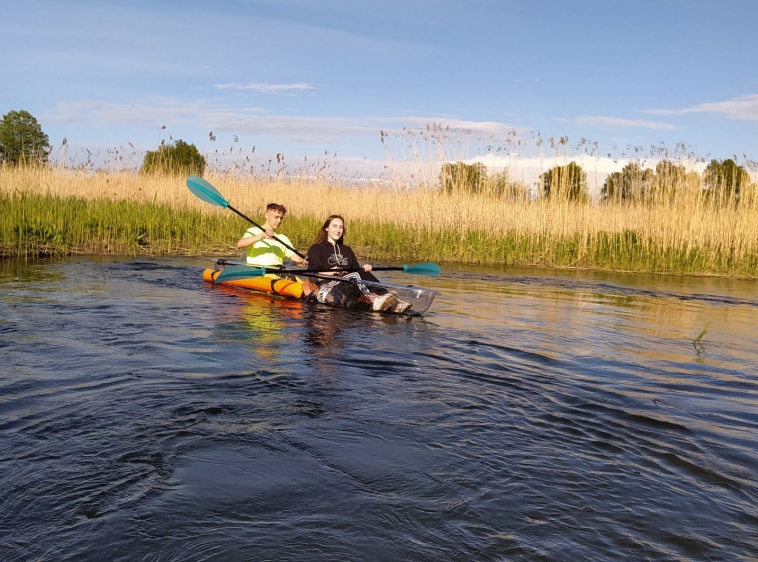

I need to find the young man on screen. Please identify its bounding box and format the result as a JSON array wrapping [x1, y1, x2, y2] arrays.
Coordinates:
[[236, 203, 307, 268]]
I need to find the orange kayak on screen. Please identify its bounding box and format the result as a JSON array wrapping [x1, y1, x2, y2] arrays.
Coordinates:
[[202, 267, 304, 298]]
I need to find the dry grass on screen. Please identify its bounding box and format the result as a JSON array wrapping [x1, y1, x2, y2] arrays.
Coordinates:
[[2, 164, 757, 277]]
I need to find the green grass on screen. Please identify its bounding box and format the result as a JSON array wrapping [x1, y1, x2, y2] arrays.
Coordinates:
[[2, 191, 757, 277], [1, 192, 227, 257]]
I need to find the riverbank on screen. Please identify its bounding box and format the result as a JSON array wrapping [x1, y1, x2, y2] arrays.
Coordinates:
[[2, 167, 756, 277]]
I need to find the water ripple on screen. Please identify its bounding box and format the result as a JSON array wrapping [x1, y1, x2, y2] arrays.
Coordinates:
[[1, 258, 756, 561]]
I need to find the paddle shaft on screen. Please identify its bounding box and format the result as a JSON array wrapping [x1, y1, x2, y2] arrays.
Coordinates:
[[289, 270, 368, 284], [215, 259, 439, 277], [215, 260, 371, 285], [266, 265, 440, 276], [217, 259, 377, 275]]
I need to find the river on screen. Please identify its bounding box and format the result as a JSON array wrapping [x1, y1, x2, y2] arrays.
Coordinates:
[[1, 257, 756, 561]]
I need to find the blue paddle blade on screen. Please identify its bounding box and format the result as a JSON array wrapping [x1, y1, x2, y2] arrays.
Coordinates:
[[214, 265, 267, 283], [187, 176, 230, 208], [402, 262, 441, 276]]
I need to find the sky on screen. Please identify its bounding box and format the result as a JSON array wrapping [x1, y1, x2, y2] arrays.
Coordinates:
[[4, 0, 758, 184]]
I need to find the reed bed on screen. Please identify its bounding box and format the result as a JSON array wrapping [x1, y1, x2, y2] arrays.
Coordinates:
[[2, 165, 757, 277]]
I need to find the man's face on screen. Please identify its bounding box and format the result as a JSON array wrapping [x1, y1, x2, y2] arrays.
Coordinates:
[[265, 210, 284, 229]]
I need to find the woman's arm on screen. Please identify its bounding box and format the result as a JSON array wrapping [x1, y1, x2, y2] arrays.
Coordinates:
[[341, 245, 379, 282], [341, 245, 361, 270]]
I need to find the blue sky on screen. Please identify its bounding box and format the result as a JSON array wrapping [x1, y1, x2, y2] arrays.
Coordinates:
[[4, 0, 758, 179]]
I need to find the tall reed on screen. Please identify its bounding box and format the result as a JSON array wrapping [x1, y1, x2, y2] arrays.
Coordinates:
[[2, 161, 757, 277]]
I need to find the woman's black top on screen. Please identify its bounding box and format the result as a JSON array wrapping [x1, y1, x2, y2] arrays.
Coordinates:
[[306, 242, 379, 282]]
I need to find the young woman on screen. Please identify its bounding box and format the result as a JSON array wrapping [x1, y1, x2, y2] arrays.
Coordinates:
[[305, 215, 403, 311]]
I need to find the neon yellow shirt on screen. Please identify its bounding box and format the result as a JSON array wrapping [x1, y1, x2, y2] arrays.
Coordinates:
[[242, 227, 297, 267]]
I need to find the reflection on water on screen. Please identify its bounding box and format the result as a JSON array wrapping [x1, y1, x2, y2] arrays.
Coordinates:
[[0, 257, 756, 561], [233, 292, 303, 360]]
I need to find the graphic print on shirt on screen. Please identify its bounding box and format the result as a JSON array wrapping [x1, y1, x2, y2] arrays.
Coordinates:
[[328, 245, 349, 267]]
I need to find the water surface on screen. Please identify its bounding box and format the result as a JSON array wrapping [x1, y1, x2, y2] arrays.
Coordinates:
[[1, 257, 756, 561]]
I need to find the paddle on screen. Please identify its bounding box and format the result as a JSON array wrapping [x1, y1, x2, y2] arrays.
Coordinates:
[[213, 265, 349, 285], [213, 265, 268, 283], [186, 175, 307, 259], [213, 262, 440, 284], [298, 262, 441, 276], [213, 259, 440, 276]]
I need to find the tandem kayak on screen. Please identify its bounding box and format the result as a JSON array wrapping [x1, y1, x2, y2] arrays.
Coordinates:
[[202, 260, 439, 315]]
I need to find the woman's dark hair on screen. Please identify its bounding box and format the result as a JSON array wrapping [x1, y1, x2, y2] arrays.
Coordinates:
[[314, 214, 345, 244]]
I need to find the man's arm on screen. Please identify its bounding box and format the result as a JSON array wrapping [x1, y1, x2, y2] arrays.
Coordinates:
[[236, 228, 269, 249]]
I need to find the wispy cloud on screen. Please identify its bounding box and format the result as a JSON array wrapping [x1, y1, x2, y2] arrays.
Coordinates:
[[45, 99, 524, 143], [390, 117, 526, 139], [648, 94, 758, 122], [47, 100, 219, 125], [213, 82, 315, 93], [44, 99, 373, 144], [573, 115, 675, 130]]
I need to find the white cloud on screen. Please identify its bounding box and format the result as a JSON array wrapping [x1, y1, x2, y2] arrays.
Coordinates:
[[648, 94, 758, 122], [396, 117, 526, 138], [44, 100, 526, 147], [213, 82, 315, 93], [41, 99, 748, 186], [573, 115, 675, 130], [43, 99, 381, 145], [46, 100, 215, 125], [471, 152, 704, 175]]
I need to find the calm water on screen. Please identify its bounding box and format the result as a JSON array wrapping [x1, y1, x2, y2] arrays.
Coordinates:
[[1, 257, 756, 561]]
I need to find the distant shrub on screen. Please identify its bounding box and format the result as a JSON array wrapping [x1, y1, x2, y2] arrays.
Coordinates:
[[601, 162, 652, 202], [540, 162, 588, 202], [440, 161, 529, 199], [141, 140, 206, 175], [440, 161, 486, 194], [703, 158, 751, 206]]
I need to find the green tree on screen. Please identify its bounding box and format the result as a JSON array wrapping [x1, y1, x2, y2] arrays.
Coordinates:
[[703, 158, 750, 204], [141, 139, 206, 175], [601, 162, 653, 202], [541, 161, 587, 201], [439, 161, 487, 194], [488, 170, 531, 200], [654, 159, 688, 181], [652, 160, 698, 203], [0, 110, 51, 165]]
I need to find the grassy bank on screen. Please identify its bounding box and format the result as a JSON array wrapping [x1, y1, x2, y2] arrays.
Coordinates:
[[2, 167, 757, 277]]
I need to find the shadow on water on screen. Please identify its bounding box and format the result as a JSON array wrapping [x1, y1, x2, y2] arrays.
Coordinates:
[[1, 257, 757, 561]]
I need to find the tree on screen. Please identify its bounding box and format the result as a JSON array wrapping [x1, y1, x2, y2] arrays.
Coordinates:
[[654, 159, 687, 181], [0, 110, 51, 165], [141, 139, 206, 175], [439, 161, 486, 194], [652, 160, 698, 203], [541, 161, 587, 201], [488, 170, 531, 200], [601, 162, 653, 202], [703, 158, 750, 205]]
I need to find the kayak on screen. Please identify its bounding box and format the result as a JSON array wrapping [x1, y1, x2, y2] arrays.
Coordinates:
[[202, 260, 439, 315]]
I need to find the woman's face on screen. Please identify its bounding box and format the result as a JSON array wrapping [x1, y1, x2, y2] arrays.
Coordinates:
[[326, 218, 344, 243]]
